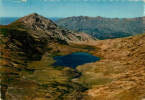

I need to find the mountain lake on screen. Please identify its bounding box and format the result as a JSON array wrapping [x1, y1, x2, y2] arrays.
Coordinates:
[[53, 52, 100, 69]]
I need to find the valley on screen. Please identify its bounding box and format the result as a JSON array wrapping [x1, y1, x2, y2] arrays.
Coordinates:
[[0, 13, 145, 100]]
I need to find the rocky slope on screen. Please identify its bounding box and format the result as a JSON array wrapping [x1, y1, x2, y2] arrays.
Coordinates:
[[55, 16, 144, 39], [73, 33, 145, 100], [10, 13, 96, 42], [1, 13, 145, 100], [0, 13, 96, 100]]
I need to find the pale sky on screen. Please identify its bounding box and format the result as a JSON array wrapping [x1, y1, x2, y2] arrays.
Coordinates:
[[0, 0, 144, 18]]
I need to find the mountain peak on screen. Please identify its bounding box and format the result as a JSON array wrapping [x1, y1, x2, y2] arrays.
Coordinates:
[[24, 13, 45, 18], [10, 13, 56, 30], [17, 13, 49, 23], [28, 13, 38, 16]]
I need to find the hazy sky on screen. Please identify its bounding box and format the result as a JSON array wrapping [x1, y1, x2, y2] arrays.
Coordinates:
[[0, 0, 144, 18]]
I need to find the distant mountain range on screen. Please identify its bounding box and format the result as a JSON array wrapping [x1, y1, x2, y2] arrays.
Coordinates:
[[55, 16, 145, 39]]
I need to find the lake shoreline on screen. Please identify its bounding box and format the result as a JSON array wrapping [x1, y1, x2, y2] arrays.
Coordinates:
[[53, 52, 100, 69]]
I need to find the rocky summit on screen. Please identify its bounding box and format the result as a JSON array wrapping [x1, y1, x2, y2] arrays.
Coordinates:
[[9, 13, 97, 42], [0, 13, 145, 100]]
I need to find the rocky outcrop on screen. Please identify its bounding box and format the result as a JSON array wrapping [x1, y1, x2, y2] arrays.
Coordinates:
[[10, 13, 97, 42], [55, 16, 144, 39]]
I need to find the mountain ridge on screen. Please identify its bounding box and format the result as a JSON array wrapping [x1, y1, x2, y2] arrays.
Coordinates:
[[8, 13, 97, 42], [55, 16, 144, 39]]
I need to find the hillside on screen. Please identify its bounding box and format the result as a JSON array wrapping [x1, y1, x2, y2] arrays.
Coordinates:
[[73, 33, 145, 100], [55, 16, 144, 39], [0, 13, 145, 100], [0, 13, 96, 100]]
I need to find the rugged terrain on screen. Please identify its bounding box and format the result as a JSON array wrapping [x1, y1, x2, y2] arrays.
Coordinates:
[[9, 13, 96, 42], [0, 13, 145, 100], [0, 13, 96, 100], [55, 16, 144, 39], [73, 33, 145, 100]]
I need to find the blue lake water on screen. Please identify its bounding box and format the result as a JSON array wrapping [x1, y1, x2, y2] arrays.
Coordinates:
[[0, 17, 61, 25], [53, 52, 100, 69]]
